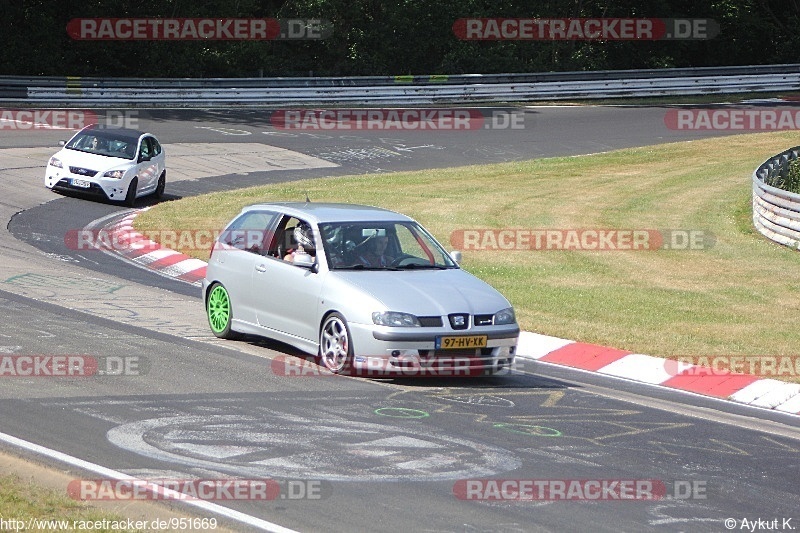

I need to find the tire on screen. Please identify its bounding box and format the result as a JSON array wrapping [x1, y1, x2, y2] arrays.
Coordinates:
[[124, 177, 138, 207], [153, 172, 166, 199], [206, 283, 238, 339], [319, 312, 353, 374]]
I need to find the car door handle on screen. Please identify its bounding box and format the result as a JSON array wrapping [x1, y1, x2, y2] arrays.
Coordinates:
[[255, 264, 267, 273]]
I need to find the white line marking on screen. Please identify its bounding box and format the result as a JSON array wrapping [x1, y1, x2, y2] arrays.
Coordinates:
[[0, 430, 298, 533]]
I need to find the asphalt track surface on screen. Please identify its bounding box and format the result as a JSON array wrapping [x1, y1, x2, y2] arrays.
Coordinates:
[[2, 106, 799, 532]]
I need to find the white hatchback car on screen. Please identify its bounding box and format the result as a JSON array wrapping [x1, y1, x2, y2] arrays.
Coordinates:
[[44, 124, 166, 206], [203, 202, 520, 377]]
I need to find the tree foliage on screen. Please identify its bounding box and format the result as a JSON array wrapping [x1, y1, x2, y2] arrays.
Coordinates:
[[2, 0, 799, 76]]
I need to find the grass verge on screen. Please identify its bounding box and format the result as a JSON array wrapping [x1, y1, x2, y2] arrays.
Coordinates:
[[0, 473, 143, 532], [136, 131, 800, 378]]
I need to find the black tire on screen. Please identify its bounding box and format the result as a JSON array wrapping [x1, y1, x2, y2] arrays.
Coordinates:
[[153, 172, 166, 199], [124, 177, 138, 207], [206, 283, 238, 340], [319, 312, 353, 374]]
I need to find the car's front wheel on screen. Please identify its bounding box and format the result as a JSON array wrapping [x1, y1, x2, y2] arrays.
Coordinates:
[[123, 177, 138, 207], [319, 312, 353, 374], [206, 283, 238, 339]]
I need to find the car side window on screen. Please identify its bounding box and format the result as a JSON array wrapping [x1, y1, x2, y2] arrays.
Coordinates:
[[148, 137, 162, 156], [268, 216, 316, 262], [220, 211, 278, 255], [138, 138, 151, 160]]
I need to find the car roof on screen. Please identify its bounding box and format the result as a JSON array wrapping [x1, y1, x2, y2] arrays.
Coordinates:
[[240, 202, 414, 224], [80, 124, 152, 141]]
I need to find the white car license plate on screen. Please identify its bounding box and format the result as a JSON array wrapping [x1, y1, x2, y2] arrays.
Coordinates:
[[72, 178, 90, 188]]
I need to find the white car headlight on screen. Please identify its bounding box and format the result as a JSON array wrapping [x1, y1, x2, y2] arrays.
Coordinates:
[[48, 157, 63, 168], [493, 307, 516, 325], [372, 311, 421, 327], [103, 170, 125, 179]]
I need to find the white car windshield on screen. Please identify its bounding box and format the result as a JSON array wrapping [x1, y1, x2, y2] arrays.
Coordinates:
[[319, 221, 458, 270], [65, 131, 138, 160]]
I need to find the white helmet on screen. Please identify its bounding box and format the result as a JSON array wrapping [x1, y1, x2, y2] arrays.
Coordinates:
[[294, 223, 314, 249]]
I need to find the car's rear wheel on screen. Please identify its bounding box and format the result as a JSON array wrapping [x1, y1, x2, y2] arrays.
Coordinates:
[[319, 313, 353, 374], [207, 283, 237, 339], [123, 177, 138, 207], [154, 172, 166, 199]]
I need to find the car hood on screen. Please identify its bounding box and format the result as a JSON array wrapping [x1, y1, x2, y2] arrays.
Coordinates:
[[55, 148, 132, 172], [331, 268, 512, 316]]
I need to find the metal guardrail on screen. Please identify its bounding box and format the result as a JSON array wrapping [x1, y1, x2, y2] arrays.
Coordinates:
[[752, 146, 800, 249], [1, 64, 799, 107]]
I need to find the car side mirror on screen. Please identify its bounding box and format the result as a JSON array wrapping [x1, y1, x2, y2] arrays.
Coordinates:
[[58, 140, 66, 146], [450, 250, 462, 264], [138, 154, 151, 163], [293, 252, 316, 269]]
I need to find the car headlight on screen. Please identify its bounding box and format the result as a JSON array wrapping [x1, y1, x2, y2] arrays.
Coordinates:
[[48, 157, 63, 168], [493, 307, 516, 325], [103, 170, 125, 179], [372, 311, 421, 327]]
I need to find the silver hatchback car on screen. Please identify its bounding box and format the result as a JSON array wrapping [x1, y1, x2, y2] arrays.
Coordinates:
[[202, 203, 519, 376]]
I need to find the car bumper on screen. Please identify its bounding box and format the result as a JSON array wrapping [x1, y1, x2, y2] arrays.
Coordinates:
[[347, 322, 519, 377], [45, 172, 130, 202]]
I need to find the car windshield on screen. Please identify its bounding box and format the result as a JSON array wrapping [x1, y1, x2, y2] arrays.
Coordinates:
[[65, 130, 138, 160], [319, 221, 458, 270]]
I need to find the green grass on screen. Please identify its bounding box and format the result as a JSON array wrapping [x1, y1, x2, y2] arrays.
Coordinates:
[[0, 474, 144, 532], [137, 131, 800, 372]]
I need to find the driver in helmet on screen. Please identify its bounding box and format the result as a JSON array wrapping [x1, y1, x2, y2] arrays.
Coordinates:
[[284, 222, 315, 262]]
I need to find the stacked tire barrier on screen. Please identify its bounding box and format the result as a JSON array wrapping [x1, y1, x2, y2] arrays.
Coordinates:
[[753, 146, 800, 249]]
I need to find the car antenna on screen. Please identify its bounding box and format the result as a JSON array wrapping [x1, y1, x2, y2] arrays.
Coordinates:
[[305, 192, 311, 203]]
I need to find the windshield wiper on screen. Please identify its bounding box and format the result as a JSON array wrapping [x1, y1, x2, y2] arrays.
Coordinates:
[[338, 265, 401, 271], [396, 264, 451, 270]]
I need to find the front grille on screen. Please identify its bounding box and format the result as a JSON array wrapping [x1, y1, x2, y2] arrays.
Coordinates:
[[448, 313, 470, 330], [69, 166, 98, 177], [418, 316, 443, 327], [474, 314, 493, 326], [53, 178, 106, 197]]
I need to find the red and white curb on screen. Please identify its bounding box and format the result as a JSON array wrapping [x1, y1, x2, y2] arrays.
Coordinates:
[[102, 209, 800, 417], [100, 208, 207, 285], [517, 333, 800, 415]]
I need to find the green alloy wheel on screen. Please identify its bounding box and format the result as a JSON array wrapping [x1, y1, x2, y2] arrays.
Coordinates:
[[207, 283, 236, 339]]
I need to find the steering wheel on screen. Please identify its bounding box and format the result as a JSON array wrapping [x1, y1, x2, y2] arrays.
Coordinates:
[[390, 254, 429, 267]]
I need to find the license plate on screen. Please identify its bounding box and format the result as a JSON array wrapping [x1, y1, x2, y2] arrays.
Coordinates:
[[435, 335, 488, 350], [72, 178, 90, 188]]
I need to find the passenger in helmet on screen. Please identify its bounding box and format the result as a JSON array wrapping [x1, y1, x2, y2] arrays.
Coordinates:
[[284, 222, 315, 262]]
